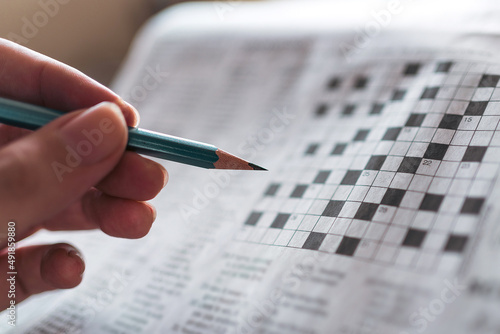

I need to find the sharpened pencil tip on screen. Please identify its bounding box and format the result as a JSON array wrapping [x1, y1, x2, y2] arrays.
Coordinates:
[[249, 163, 267, 171], [214, 149, 266, 171]]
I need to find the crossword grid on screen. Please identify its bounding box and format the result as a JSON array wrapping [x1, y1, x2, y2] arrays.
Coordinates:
[[235, 59, 500, 273]]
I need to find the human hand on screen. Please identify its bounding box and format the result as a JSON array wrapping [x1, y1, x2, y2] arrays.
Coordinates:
[[0, 39, 167, 310]]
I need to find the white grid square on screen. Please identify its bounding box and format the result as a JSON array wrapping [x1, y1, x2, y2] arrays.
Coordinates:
[[274, 229, 296, 246], [470, 131, 494, 146], [373, 171, 396, 187], [313, 217, 335, 233], [428, 176, 453, 195], [390, 173, 414, 189], [288, 231, 311, 248], [432, 129, 455, 145], [435, 161, 460, 178], [329, 218, 351, 235], [346, 220, 369, 238], [408, 175, 433, 192], [408, 142, 429, 158], [450, 130, 473, 146]]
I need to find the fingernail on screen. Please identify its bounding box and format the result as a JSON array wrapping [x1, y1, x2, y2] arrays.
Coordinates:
[[145, 202, 157, 222], [117, 98, 140, 127], [59, 102, 127, 166], [67, 250, 85, 276], [160, 165, 169, 188]]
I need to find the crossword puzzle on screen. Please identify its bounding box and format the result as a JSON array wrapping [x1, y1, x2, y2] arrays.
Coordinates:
[[235, 58, 500, 273]]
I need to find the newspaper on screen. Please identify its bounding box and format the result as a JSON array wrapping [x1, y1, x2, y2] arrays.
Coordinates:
[[3, 1, 500, 333]]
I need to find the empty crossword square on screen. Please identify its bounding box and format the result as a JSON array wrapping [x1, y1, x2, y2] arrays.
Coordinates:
[[239, 58, 500, 275]]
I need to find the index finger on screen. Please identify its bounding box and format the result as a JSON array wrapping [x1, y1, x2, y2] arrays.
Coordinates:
[[0, 38, 139, 126]]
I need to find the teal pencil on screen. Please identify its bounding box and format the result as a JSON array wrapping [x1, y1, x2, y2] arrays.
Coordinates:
[[0, 97, 266, 171]]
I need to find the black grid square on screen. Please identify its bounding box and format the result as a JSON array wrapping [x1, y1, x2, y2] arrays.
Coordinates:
[[245, 212, 262, 226], [423, 143, 449, 161], [322, 200, 345, 217], [331, 143, 347, 155], [365, 155, 387, 170], [291, 185, 308, 198], [436, 61, 453, 73], [314, 170, 331, 184], [342, 104, 356, 116], [405, 113, 426, 127], [461, 197, 485, 214], [391, 89, 407, 101], [302, 232, 327, 250], [419, 194, 444, 212], [382, 127, 402, 141], [381, 188, 406, 207], [465, 101, 488, 116], [402, 228, 427, 247], [270, 213, 290, 229], [398, 157, 422, 174], [444, 235, 468, 252], [370, 103, 384, 115], [354, 76, 368, 89], [438, 114, 462, 130], [305, 143, 320, 155], [478, 74, 500, 88], [328, 77, 341, 89], [462, 146, 487, 162], [315, 104, 328, 116], [336, 236, 361, 256], [265, 183, 280, 196], [353, 129, 370, 141], [421, 87, 439, 99], [404, 63, 421, 75], [354, 203, 379, 221], [341, 170, 362, 185]]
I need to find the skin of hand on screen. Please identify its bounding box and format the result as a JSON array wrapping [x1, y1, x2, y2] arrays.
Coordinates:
[[0, 38, 168, 310]]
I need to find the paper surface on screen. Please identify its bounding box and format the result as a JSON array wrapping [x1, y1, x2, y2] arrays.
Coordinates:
[[4, 1, 500, 333]]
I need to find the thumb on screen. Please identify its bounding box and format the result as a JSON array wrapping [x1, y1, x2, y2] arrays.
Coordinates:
[[0, 102, 128, 238]]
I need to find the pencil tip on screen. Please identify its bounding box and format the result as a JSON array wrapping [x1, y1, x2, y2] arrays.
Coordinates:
[[214, 149, 266, 171], [249, 163, 267, 171]]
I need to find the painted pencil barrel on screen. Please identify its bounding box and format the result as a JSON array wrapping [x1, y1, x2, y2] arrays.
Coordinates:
[[127, 127, 219, 169]]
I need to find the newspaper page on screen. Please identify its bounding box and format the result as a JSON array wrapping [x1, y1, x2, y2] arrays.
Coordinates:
[[3, 1, 500, 333]]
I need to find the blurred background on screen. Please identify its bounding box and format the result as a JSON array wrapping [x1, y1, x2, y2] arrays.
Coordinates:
[[0, 0, 227, 86]]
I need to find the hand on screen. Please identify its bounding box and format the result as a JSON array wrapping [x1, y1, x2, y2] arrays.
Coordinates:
[[0, 39, 167, 309]]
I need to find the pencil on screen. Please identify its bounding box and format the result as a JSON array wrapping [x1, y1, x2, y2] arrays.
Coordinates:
[[0, 97, 266, 171]]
